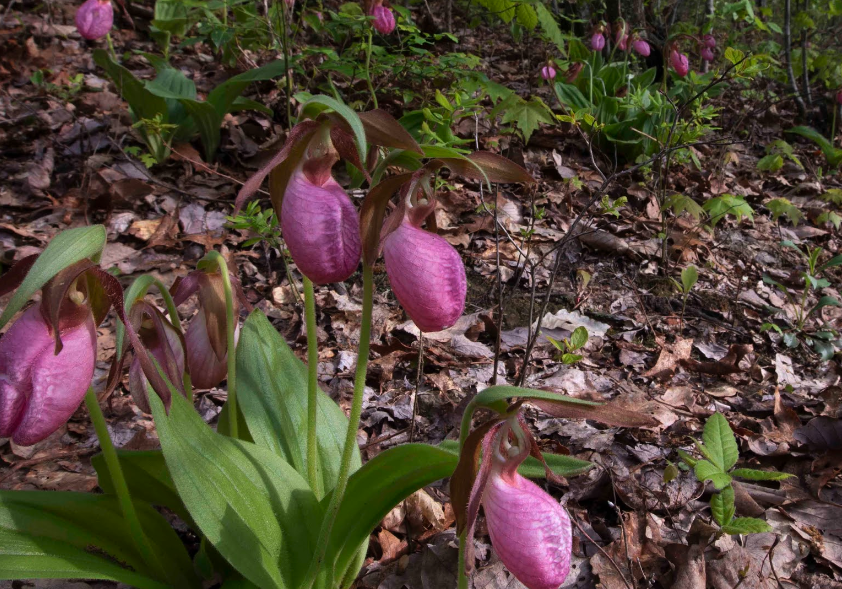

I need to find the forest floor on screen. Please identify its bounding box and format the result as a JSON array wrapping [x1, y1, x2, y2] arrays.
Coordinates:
[[2, 1, 842, 588]]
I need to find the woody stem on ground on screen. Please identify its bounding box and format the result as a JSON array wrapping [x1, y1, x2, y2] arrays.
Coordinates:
[[85, 388, 160, 576], [206, 251, 238, 439], [302, 264, 374, 589], [303, 276, 323, 498]]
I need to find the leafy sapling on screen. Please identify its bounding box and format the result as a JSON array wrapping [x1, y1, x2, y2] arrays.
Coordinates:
[[546, 326, 589, 365], [678, 413, 792, 535], [671, 265, 698, 330]]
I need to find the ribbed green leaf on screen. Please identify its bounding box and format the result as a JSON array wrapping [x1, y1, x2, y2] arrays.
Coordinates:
[[0, 491, 197, 588], [150, 390, 322, 589], [731, 468, 793, 481], [236, 310, 361, 499], [702, 412, 739, 471], [710, 485, 735, 526]]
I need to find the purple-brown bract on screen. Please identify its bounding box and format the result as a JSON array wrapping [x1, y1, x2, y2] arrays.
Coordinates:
[[282, 168, 362, 285], [382, 218, 466, 333], [0, 306, 96, 445], [75, 0, 113, 40]]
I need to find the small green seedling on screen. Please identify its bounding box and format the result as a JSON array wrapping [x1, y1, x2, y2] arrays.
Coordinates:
[[761, 241, 842, 359], [546, 326, 588, 365], [671, 265, 698, 329], [678, 413, 792, 535]]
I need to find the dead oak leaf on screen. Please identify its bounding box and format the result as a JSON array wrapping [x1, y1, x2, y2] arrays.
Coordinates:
[[643, 337, 693, 381]]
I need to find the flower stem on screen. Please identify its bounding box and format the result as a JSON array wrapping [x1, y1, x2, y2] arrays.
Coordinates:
[[365, 29, 378, 109], [205, 251, 238, 439], [302, 264, 373, 588], [303, 276, 324, 498], [85, 388, 159, 574]]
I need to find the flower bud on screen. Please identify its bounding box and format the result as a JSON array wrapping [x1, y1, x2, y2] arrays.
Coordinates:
[[703, 34, 716, 49], [382, 218, 466, 333], [482, 425, 572, 589], [590, 33, 605, 51], [540, 65, 556, 81], [75, 0, 114, 40], [372, 5, 396, 34], [282, 168, 362, 285], [128, 309, 185, 413], [701, 47, 715, 62], [0, 306, 96, 445], [184, 310, 240, 390], [670, 50, 689, 77], [632, 38, 650, 57], [565, 62, 583, 82]]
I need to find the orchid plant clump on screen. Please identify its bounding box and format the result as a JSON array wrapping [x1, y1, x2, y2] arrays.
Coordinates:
[[0, 95, 657, 589]]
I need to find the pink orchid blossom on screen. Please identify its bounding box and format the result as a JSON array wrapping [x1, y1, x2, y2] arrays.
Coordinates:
[[382, 215, 466, 333], [632, 38, 650, 57], [282, 168, 362, 285], [540, 65, 557, 81], [590, 32, 605, 51], [372, 4, 396, 34], [701, 47, 715, 62], [0, 306, 96, 445], [75, 0, 113, 40], [703, 34, 716, 49], [670, 49, 690, 76]]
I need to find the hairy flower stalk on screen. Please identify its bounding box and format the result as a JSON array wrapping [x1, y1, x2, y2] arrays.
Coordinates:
[[0, 305, 96, 445], [75, 0, 113, 40]]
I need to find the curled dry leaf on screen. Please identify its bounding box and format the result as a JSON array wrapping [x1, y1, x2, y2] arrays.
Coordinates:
[[680, 344, 753, 376]]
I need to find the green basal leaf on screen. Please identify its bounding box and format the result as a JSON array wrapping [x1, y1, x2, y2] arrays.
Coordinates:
[[325, 444, 457, 586], [92, 449, 193, 528], [702, 412, 739, 471], [236, 310, 360, 499], [681, 265, 699, 293], [150, 390, 322, 589], [0, 225, 106, 330], [0, 491, 198, 589]]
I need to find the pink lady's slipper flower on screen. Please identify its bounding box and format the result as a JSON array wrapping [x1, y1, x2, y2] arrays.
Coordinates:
[[615, 22, 628, 51], [382, 212, 466, 333], [670, 49, 690, 76], [703, 34, 716, 49], [701, 47, 715, 62], [171, 269, 247, 390], [283, 165, 362, 285], [0, 305, 96, 445], [590, 32, 605, 51], [129, 308, 185, 413], [454, 418, 572, 589], [75, 0, 114, 40], [632, 37, 650, 57], [540, 65, 557, 81], [371, 3, 396, 34]]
